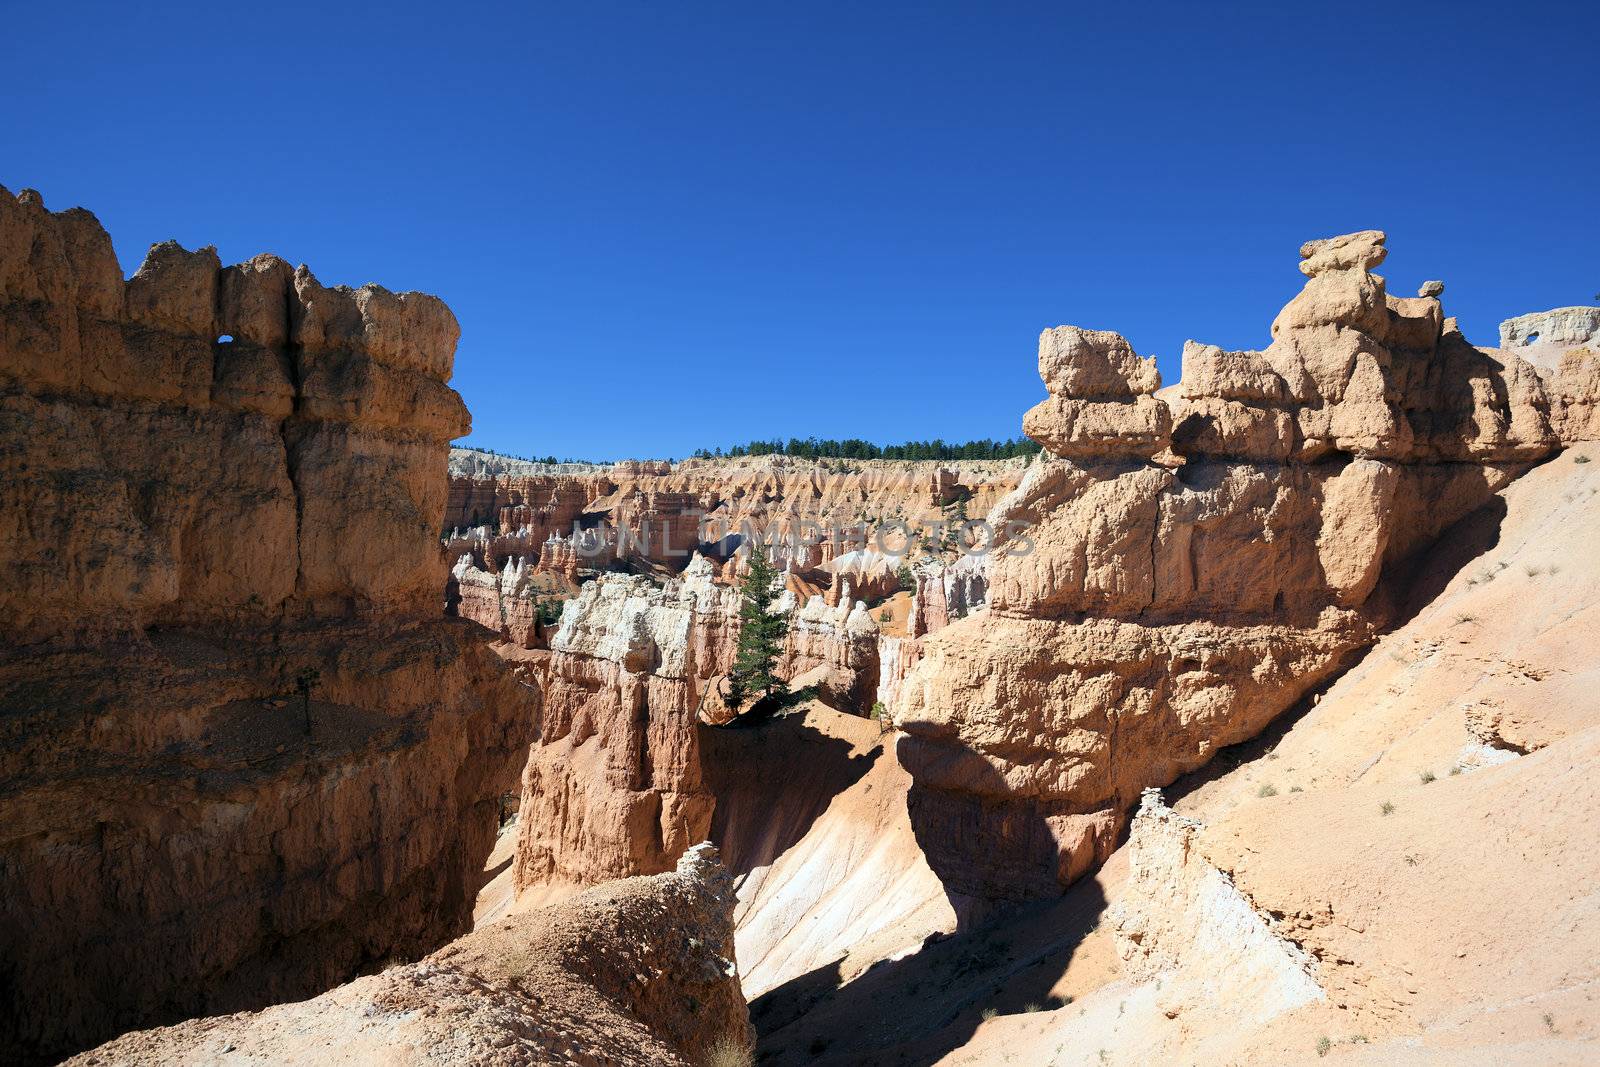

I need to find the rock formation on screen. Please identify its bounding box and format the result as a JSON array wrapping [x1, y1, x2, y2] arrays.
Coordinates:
[[1499, 305, 1600, 349], [0, 187, 534, 1063], [69, 845, 753, 1067], [1111, 789, 1324, 1025], [893, 229, 1579, 904], [1492, 305, 1600, 444], [510, 555, 888, 898], [442, 452, 1024, 579], [512, 562, 735, 896]]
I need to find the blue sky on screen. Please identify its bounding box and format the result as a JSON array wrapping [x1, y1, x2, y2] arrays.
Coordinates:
[[4, 2, 1595, 460]]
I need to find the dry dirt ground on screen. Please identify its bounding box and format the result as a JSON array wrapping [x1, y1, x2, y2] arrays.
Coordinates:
[[75, 847, 750, 1067]]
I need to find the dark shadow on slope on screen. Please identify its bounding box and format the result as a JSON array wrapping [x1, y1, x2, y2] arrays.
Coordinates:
[[1381, 491, 1509, 628], [700, 704, 878, 881], [896, 732, 1074, 929], [751, 871, 1108, 1066], [749, 727, 1106, 1066]]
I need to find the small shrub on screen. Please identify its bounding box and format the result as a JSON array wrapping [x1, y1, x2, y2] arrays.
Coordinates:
[[1420, 769, 1437, 784], [1257, 784, 1279, 798], [1381, 801, 1396, 815], [1525, 564, 1544, 577], [1290, 785, 1304, 793], [1449, 765, 1462, 776], [878, 608, 892, 623], [703, 1036, 754, 1067], [1544, 1012, 1557, 1032], [1575, 454, 1591, 464], [1316, 1035, 1332, 1057], [1453, 612, 1476, 625], [980, 1007, 999, 1020], [1023, 1001, 1045, 1013], [1404, 854, 1420, 866]]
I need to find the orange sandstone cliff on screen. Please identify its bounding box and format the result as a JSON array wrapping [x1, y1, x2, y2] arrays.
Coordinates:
[[894, 230, 1582, 905], [0, 187, 536, 1063]]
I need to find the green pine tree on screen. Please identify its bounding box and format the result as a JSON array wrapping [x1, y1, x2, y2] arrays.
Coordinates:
[[728, 541, 788, 709]]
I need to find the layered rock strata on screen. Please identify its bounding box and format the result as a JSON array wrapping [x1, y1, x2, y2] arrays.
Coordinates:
[[894, 230, 1578, 903], [443, 453, 1024, 578], [511, 556, 885, 896], [0, 187, 534, 1062]]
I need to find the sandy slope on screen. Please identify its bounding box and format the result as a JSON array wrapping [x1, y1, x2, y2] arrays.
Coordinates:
[[928, 447, 1600, 1065]]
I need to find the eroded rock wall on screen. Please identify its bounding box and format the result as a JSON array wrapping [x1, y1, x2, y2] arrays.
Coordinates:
[[894, 231, 1577, 903], [443, 453, 1024, 576], [510, 555, 887, 896], [0, 187, 534, 1063]]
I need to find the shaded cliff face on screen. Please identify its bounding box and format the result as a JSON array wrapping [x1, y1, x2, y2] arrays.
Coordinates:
[[894, 231, 1594, 904], [0, 187, 535, 1063], [69, 845, 754, 1067]]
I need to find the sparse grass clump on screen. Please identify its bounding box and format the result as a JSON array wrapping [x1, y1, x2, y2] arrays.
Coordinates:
[[1023, 1001, 1045, 1013], [1544, 1012, 1557, 1032], [703, 1036, 754, 1067], [1290, 785, 1304, 793], [1449, 765, 1463, 776], [1381, 801, 1396, 816], [1257, 784, 1279, 798], [980, 1007, 999, 1021], [1316, 1035, 1332, 1057], [1420, 769, 1437, 784], [1453, 612, 1476, 626], [1525, 564, 1545, 577], [1574, 454, 1591, 464]]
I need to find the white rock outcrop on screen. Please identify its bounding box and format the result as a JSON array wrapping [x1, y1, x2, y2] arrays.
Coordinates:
[[1111, 789, 1323, 1025], [1499, 306, 1600, 349]]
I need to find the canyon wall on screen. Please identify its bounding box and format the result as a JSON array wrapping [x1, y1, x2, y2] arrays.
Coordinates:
[[444, 452, 1024, 576], [0, 187, 534, 1063], [893, 231, 1593, 904]]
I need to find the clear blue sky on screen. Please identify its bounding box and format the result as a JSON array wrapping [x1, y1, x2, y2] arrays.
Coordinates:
[[4, 2, 1595, 460]]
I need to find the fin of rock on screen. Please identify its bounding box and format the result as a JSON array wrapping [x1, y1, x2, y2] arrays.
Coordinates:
[[1112, 788, 1323, 1025]]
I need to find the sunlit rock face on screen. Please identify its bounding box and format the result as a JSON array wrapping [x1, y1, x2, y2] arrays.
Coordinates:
[[893, 230, 1568, 905], [0, 186, 535, 1064], [510, 554, 887, 897]]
